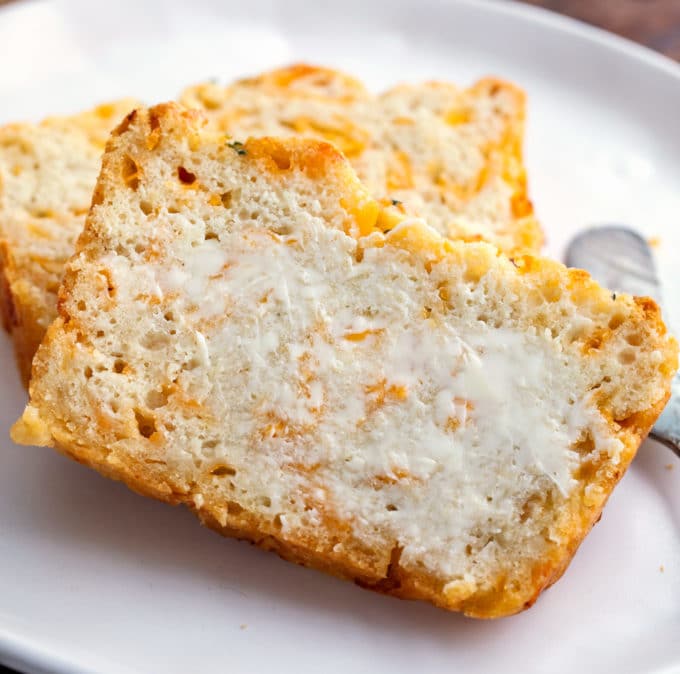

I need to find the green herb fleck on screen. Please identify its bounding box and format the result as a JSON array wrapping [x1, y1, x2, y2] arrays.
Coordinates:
[[612, 292, 617, 301], [391, 199, 402, 206], [227, 141, 247, 156]]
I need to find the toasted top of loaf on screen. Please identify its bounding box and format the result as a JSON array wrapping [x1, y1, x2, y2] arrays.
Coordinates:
[[0, 100, 139, 385], [13, 104, 677, 617], [180, 64, 541, 255]]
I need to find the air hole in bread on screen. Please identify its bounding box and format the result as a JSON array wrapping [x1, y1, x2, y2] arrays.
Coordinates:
[[163, 311, 175, 322], [227, 500, 244, 515], [386, 504, 398, 512], [121, 155, 140, 190], [98, 269, 115, 298], [211, 464, 237, 477], [113, 359, 126, 374], [260, 496, 272, 508], [574, 458, 600, 482], [134, 408, 157, 438], [167, 205, 180, 214], [204, 231, 219, 241], [177, 166, 197, 185], [139, 200, 153, 215], [220, 191, 232, 208], [77, 300, 86, 311], [202, 439, 218, 449], [618, 348, 636, 365], [84, 366, 93, 379], [573, 432, 595, 457], [273, 514, 283, 529], [608, 314, 625, 330], [626, 332, 643, 347]]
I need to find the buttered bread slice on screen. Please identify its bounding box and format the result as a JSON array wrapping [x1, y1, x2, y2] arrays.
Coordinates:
[[181, 64, 541, 255], [13, 104, 677, 617], [0, 100, 139, 385]]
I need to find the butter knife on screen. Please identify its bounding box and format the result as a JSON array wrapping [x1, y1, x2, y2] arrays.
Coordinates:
[[566, 226, 679, 457]]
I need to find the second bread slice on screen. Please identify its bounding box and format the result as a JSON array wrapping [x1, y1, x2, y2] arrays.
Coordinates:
[[182, 64, 541, 255], [0, 100, 139, 385]]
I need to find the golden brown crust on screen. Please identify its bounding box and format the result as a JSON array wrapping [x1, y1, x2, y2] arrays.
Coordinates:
[[27, 393, 669, 617], [0, 240, 48, 386]]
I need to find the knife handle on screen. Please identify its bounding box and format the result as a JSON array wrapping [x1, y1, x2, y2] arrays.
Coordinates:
[[651, 371, 680, 458]]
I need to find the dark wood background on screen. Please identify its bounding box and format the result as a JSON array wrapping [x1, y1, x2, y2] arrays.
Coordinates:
[[0, 0, 679, 59], [522, 0, 680, 60]]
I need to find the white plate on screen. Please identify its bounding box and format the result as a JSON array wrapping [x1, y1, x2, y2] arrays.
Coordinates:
[[1, 1, 679, 672]]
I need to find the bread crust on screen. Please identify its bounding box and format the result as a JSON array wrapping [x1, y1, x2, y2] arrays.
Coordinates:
[[0, 239, 47, 386], [12, 104, 678, 617]]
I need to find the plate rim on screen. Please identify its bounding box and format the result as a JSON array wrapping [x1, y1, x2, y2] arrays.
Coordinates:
[[479, 0, 680, 81], [1, 0, 679, 672]]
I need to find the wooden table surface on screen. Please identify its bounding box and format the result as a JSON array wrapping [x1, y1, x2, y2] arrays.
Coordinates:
[[0, 0, 679, 60], [523, 0, 680, 60]]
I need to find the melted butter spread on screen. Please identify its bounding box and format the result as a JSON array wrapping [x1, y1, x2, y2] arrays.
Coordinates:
[[99, 211, 620, 578]]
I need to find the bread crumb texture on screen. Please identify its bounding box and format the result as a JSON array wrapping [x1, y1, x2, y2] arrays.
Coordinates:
[[0, 100, 139, 385], [13, 104, 677, 617], [181, 64, 541, 255]]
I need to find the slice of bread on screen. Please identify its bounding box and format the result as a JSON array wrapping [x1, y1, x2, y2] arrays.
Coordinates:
[[181, 64, 541, 256], [12, 104, 677, 617], [0, 100, 139, 385]]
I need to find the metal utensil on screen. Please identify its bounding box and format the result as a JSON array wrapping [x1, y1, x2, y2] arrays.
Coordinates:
[[566, 226, 679, 457]]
